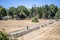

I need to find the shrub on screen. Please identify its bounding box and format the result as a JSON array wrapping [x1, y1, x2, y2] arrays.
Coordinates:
[[0, 29, 14, 40], [32, 17, 39, 23], [0, 31, 9, 40]]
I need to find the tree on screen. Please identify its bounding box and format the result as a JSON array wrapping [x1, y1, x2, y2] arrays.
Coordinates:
[[27, 9, 32, 18], [41, 5, 49, 19], [44, 5, 50, 19], [49, 4, 58, 18], [31, 6, 37, 16], [0, 4, 59, 20], [31, 5, 39, 19], [0, 6, 7, 16], [17, 6, 28, 19], [55, 8, 60, 19], [8, 7, 17, 18], [31, 5, 39, 22], [37, 7, 43, 18]]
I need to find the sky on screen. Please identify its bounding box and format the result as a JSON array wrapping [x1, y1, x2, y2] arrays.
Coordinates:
[[0, 0, 60, 8]]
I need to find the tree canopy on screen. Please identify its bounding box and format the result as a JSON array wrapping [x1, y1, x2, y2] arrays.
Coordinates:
[[0, 6, 7, 16], [55, 8, 60, 19], [0, 4, 60, 20]]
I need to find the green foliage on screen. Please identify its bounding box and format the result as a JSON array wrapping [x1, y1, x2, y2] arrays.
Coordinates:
[[8, 7, 17, 17], [17, 6, 29, 19], [0, 6, 7, 16], [0, 4, 60, 19], [32, 17, 39, 23], [0, 31, 10, 40], [55, 8, 60, 19], [28, 9, 32, 18], [48, 4, 58, 18]]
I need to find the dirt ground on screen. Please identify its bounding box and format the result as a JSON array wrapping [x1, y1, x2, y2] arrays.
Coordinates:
[[0, 19, 60, 40], [17, 20, 60, 40], [0, 19, 50, 32]]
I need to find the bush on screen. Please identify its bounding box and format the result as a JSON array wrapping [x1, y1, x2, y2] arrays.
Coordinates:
[[32, 17, 39, 23], [0, 29, 14, 40], [0, 31, 9, 40]]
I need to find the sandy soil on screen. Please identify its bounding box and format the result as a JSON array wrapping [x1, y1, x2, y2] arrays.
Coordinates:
[[0, 19, 60, 40], [17, 21, 60, 40], [0, 19, 50, 32]]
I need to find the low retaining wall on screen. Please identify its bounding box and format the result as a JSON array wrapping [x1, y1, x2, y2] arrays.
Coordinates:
[[9, 20, 56, 38], [9, 26, 40, 38]]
